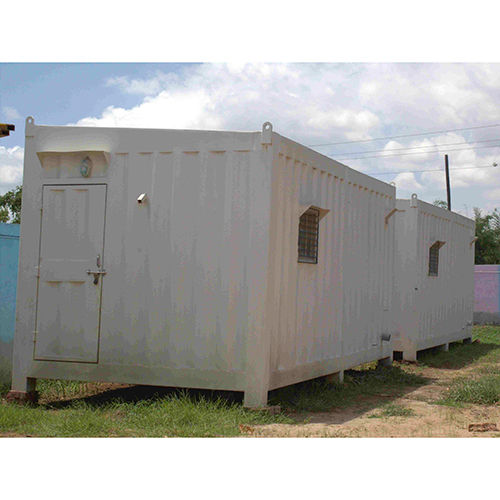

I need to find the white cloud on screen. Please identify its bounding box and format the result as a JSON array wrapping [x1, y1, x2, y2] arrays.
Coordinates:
[[75, 64, 383, 144], [393, 172, 423, 192], [2, 106, 21, 120], [0, 146, 24, 194], [4, 63, 499, 212]]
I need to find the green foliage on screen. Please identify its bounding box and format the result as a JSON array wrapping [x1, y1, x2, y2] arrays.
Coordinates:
[[418, 327, 500, 369], [440, 375, 500, 406], [0, 185, 22, 224], [432, 201, 499, 264], [474, 207, 500, 264], [433, 199, 449, 209], [0, 389, 292, 437], [269, 366, 426, 412]]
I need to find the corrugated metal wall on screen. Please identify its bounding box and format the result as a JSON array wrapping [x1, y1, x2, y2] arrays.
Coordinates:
[[100, 145, 267, 374], [15, 122, 271, 394], [267, 136, 395, 387], [394, 197, 475, 354], [416, 202, 475, 342]]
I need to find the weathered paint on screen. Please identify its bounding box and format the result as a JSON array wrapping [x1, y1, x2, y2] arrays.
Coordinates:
[[393, 195, 475, 360], [474, 265, 500, 325], [0, 223, 20, 383], [11, 118, 395, 406]]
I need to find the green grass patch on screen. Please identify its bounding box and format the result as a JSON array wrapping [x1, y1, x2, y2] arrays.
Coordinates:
[[440, 375, 500, 406], [0, 389, 293, 437], [418, 326, 500, 369], [368, 403, 415, 418], [269, 366, 426, 412]]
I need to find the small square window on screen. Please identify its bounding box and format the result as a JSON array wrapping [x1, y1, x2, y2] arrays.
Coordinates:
[[298, 207, 320, 264], [428, 242, 441, 276]]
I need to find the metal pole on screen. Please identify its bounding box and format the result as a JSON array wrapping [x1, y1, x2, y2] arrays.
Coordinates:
[[445, 154, 451, 211]]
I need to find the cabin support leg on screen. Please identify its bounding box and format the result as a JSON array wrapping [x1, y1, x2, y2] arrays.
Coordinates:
[[438, 343, 449, 352], [402, 349, 418, 362], [326, 370, 344, 384], [243, 386, 269, 408], [6, 377, 38, 404], [377, 356, 392, 368]]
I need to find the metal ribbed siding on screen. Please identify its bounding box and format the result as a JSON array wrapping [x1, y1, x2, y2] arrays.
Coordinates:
[[101, 149, 257, 372], [12, 119, 397, 405], [394, 197, 475, 355], [267, 136, 395, 388], [12, 120, 272, 398], [416, 203, 475, 342]]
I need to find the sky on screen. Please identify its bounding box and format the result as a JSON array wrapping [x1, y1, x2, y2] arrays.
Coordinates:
[[1, 62, 499, 216]]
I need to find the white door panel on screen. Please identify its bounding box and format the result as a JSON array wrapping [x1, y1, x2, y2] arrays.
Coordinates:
[[34, 184, 107, 362]]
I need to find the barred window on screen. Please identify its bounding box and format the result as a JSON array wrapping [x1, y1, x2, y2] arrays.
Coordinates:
[[428, 242, 440, 276], [298, 207, 320, 264]]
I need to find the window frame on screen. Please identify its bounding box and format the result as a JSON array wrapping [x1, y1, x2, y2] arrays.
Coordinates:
[[428, 241, 444, 277], [297, 206, 321, 264]]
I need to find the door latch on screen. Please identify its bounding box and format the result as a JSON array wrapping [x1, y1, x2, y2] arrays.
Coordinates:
[[87, 269, 107, 285], [88, 255, 106, 284]]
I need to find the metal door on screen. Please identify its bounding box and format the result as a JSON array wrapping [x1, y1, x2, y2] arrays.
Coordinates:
[[34, 184, 107, 362]]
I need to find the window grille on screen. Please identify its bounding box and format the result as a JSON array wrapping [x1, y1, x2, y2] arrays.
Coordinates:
[[298, 207, 320, 264], [428, 242, 440, 276]]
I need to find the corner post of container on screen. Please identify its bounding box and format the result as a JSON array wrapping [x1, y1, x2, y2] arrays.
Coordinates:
[[7, 116, 40, 404], [243, 122, 274, 408]]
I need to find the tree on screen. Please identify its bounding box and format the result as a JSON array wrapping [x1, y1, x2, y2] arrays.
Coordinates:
[[474, 207, 500, 265], [0, 185, 22, 224], [433, 200, 499, 264], [433, 199, 448, 209]]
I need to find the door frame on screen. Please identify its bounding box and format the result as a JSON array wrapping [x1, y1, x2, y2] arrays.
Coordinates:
[[33, 183, 108, 363]]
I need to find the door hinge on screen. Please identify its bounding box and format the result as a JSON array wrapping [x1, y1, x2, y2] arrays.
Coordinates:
[[32, 331, 38, 343]]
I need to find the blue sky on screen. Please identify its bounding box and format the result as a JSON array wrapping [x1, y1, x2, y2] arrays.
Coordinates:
[[0, 63, 193, 147], [1, 62, 499, 215]]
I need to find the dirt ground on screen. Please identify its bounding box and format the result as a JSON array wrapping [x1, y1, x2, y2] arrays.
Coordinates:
[[250, 363, 500, 437]]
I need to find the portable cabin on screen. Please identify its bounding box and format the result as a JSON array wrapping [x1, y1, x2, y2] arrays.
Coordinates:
[[9, 117, 396, 407], [393, 194, 475, 361]]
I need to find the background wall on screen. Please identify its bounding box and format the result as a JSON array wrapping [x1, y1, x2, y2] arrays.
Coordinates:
[[474, 265, 500, 325], [0, 223, 20, 384]]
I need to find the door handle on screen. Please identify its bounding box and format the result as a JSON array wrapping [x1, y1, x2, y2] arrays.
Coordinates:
[[87, 269, 107, 285]]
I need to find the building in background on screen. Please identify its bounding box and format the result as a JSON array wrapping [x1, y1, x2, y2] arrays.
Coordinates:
[[474, 265, 500, 325], [0, 223, 20, 383], [0, 123, 15, 138]]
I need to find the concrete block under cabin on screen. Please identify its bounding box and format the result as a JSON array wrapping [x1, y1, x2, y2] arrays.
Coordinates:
[[9, 117, 396, 407], [0, 223, 20, 384], [393, 194, 475, 361], [474, 265, 500, 325]]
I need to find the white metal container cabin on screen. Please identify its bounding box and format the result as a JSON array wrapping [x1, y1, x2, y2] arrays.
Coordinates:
[[9, 117, 396, 408], [393, 194, 476, 361]]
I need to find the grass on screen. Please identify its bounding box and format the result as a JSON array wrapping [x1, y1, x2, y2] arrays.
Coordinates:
[[1, 325, 499, 437], [0, 388, 293, 437], [418, 325, 500, 369], [440, 375, 500, 406], [269, 365, 426, 412], [368, 403, 416, 418]]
